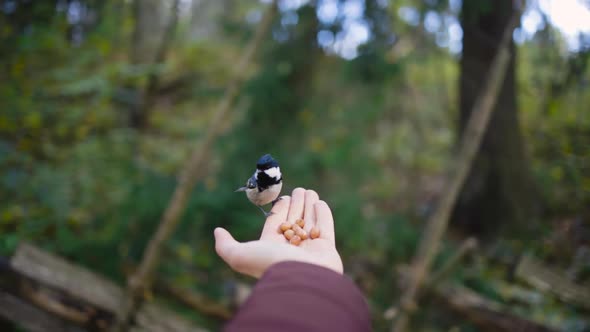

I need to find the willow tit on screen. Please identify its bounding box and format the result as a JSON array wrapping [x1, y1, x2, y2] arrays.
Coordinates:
[[235, 154, 283, 217]]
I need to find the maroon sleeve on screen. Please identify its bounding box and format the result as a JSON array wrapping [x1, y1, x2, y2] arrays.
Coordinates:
[[223, 261, 372, 332]]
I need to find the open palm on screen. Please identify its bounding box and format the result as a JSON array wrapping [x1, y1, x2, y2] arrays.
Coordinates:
[[214, 188, 343, 278]]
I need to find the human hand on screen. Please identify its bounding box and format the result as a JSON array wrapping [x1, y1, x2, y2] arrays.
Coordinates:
[[214, 188, 343, 278]]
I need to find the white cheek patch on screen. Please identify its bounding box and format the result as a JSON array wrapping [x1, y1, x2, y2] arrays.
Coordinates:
[[263, 167, 281, 179]]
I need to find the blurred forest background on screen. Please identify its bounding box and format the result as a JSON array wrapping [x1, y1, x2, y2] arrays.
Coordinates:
[[1, 0, 589, 331]]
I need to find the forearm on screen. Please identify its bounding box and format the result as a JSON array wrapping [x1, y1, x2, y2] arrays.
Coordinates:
[[224, 261, 371, 332]]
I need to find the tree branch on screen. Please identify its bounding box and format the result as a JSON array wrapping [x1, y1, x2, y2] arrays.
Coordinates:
[[155, 281, 233, 320], [115, 2, 279, 330], [426, 237, 477, 287], [391, 12, 521, 332]]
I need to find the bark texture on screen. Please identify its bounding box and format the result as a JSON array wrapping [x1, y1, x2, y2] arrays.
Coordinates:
[[391, 10, 518, 332], [454, 0, 536, 236]]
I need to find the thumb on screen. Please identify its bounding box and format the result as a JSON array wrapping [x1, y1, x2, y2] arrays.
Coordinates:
[[214, 227, 269, 278], [214, 227, 240, 266]]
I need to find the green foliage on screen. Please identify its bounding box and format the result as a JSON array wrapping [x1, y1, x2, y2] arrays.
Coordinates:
[[1, 0, 589, 331], [519, 33, 590, 218]]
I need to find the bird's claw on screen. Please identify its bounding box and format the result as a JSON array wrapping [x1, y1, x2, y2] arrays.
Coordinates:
[[271, 197, 282, 207], [259, 206, 274, 218]]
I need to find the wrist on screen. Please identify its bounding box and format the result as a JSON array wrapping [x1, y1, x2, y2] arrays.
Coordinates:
[[270, 258, 343, 275]]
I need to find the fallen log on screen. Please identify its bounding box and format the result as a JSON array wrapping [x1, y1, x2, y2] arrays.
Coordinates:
[[0, 291, 85, 332], [515, 254, 590, 311], [0, 242, 206, 332], [433, 283, 559, 332], [155, 280, 233, 320]]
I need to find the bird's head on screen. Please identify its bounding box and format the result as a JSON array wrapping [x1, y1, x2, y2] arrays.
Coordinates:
[[255, 154, 281, 186], [256, 154, 279, 171]]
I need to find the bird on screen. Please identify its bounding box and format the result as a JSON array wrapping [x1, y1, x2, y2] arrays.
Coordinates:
[[235, 154, 283, 217]]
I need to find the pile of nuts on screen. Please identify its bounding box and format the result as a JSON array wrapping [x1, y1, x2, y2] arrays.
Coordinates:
[[279, 219, 320, 246]]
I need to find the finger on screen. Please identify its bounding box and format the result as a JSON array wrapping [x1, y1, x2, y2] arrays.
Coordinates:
[[214, 227, 263, 278], [315, 200, 335, 245], [214, 227, 286, 278], [260, 195, 291, 240], [214, 227, 241, 267], [286, 187, 305, 224], [303, 190, 319, 232]]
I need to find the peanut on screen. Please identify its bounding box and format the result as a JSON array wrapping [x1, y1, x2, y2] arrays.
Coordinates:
[[296, 229, 308, 240], [289, 235, 302, 246], [279, 222, 292, 232], [283, 229, 295, 240], [292, 224, 303, 233], [310, 227, 320, 239], [296, 218, 305, 228]]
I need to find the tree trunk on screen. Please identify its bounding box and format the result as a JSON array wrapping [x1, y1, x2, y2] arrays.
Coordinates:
[[128, 0, 168, 130], [453, 0, 535, 236], [131, 0, 165, 64], [189, 0, 227, 41]]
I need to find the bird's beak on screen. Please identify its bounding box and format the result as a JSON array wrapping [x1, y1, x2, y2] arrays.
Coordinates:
[[234, 187, 247, 192]]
